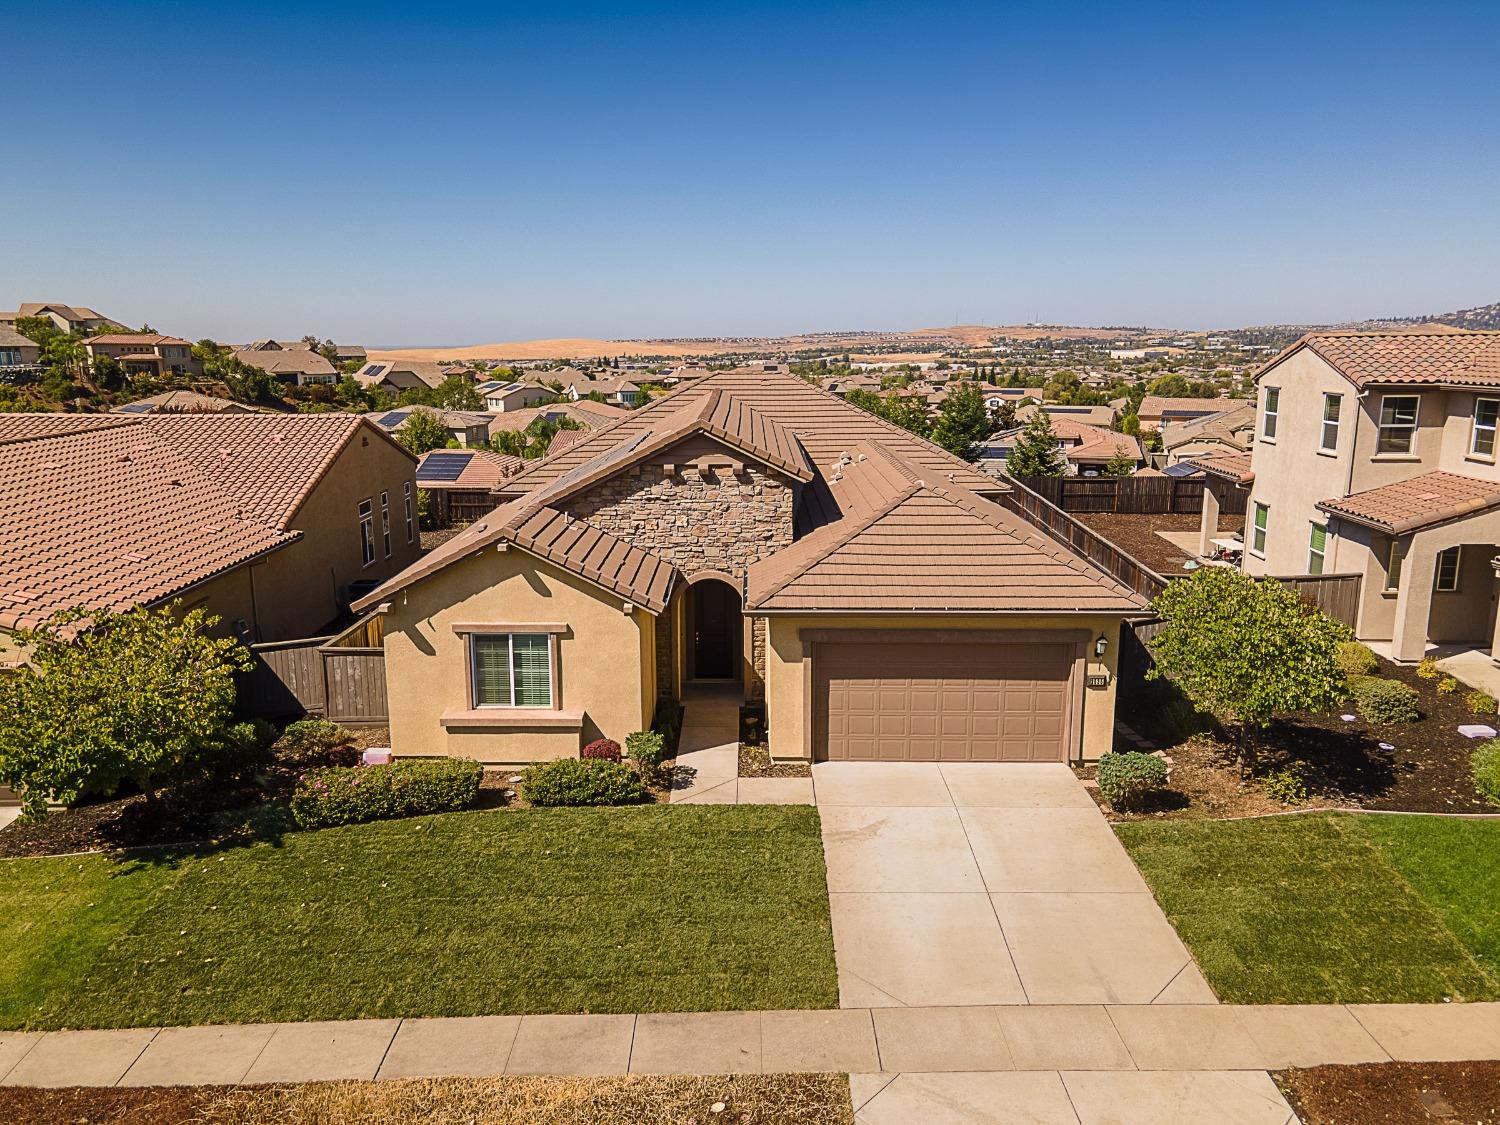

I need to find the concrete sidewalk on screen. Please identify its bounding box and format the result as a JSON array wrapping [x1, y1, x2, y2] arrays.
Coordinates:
[[3, 1002, 1497, 1088]]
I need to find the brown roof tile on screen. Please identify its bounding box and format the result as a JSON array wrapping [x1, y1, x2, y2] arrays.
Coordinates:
[[1189, 450, 1255, 484], [416, 448, 523, 490], [1316, 471, 1500, 534], [0, 422, 297, 630], [138, 413, 405, 529], [746, 443, 1146, 614], [1263, 330, 1500, 389]]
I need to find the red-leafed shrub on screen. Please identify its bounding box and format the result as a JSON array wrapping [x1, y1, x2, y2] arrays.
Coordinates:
[[581, 738, 622, 762]]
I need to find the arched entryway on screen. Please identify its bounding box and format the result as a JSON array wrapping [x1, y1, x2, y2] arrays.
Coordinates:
[[687, 577, 743, 682]]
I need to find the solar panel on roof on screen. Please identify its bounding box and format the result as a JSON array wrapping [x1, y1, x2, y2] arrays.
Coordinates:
[[116, 402, 152, 413], [417, 452, 473, 482], [378, 410, 411, 427]]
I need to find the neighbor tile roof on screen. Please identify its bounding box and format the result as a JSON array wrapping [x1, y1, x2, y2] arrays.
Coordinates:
[[1137, 395, 1228, 419], [0, 325, 39, 349], [233, 348, 337, 377], [415, 448, 524, 490], [1161, 401, 1255, 451], [112, 390, 257, 414], [0, 414, 133, 442], [1316, 471, 1500, 534], [1264, 330, 1500, 389], [85, 334, 189, 346], [746, 443, 1145, 614], [138, 412, 400, 529], [1188, 450, 1255, 484], [0, 420, 297, 630]]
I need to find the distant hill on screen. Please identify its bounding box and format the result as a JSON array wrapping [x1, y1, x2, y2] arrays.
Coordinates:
[[1361, 300, 1500, 331]]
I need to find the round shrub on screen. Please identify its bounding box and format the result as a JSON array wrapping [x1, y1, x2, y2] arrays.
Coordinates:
[[1096, 751, 1169, 810], [581, 738, 622, 762], [519, 758, 646, 807], [1416, 658, 1440, 680], [1437, 676, 1460, 695], [290, 757, 482, 829], [1465, 690, 1498, 716], [1475, 739, 1500, 808], [1335, 641, 1379, 679], [625, 729, 669, 785], [1351, 677, 1420, 725], [280, 719, 358, 767]]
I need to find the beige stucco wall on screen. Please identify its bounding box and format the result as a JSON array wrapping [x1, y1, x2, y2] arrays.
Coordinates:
[[382, 545, 656, 764], [763, 614, 1123, 763], [251, 429, 421, 641], [1243, 350, 1357, 577]]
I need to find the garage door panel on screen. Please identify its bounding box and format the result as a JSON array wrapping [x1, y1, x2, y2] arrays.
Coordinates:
[[816, 640, 1074, 763]]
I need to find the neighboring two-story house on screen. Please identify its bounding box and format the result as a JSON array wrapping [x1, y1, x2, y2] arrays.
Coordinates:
[[1204, 330, 1500, 662], [85, 334, 200, 379]]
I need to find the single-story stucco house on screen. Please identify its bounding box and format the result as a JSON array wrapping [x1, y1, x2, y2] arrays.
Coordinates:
[[353, 367, 1149, 766]]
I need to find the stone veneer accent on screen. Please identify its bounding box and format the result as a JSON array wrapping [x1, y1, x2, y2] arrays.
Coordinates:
[[560, 442, 798, 699]]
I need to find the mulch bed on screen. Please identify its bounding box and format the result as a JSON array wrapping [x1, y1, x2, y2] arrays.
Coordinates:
[[739, 744, 811, 778], [0, 1074, 853, 1125], [0, 726, 395, 859], [1277, 1061, 1500, 1124], [1073, 510, 1244, 576], [1107, 658, 1497, 820]]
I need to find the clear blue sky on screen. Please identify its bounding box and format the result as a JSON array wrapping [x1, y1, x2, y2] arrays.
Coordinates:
[[5, 1, 1498, 345]]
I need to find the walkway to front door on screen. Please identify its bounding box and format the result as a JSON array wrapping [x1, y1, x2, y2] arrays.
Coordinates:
[[814, 762, 1215, 1008], [667, 684, 814, 804]]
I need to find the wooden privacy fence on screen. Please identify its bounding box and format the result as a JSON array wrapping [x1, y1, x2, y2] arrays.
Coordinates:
[[1011, 473, 1248, 516], [240, 616, 388, 726]]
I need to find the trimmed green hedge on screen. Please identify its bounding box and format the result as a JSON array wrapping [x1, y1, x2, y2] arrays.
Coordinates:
[[290, 758, 482, 829], [1097, 751, 1168, 809], [1350, 676, 1420, 725], [519, 758, 646, 807]]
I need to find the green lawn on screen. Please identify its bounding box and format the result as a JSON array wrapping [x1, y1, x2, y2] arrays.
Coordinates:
[[0, 805, 838, 1030], [1117, 813, 1500, 1004]]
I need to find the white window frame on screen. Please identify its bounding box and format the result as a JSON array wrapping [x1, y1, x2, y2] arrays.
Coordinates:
[[1261, 386, 1280, 442], [380, 491, 392, 559], [1307, 523, 1327, 575], [403, 481, 415, 543], [468, 632, 555, 709], [1376, 394, 1420, 455], [1435, 546, 1461, 592], [1319, 393, 1342, 453], [1251, 502, 1269, 558], [358, 499, 376, 567], [1471, 398, 1499, 460], [1384, 537, 1406, 593]]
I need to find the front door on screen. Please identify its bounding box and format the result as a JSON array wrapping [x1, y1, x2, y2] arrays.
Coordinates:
[[691, 580, 740, 680]]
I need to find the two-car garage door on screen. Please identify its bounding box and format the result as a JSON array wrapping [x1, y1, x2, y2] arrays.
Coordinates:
[[813, 639, 1078, 763]]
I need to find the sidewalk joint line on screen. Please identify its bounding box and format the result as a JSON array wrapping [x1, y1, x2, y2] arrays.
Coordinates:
[[112, 1027, 160, 1087], [373, 1018, 403, 1080]]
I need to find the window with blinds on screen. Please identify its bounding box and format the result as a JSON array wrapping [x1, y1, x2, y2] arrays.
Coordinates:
[[471, 633, 552, 707]]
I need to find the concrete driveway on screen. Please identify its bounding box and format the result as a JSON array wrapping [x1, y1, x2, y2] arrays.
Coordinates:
[[813, 762, 1216, 1008]]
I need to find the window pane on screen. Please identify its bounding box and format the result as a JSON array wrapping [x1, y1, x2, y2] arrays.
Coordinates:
[[473, 636, 512, 706], [511, 634, 551, 706], [1323, 395, 1341, 422], [1310, 525, 1326, 551]]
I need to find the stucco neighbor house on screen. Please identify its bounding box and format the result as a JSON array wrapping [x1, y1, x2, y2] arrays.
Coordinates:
[[1195, 330, 1500, 663], [352, 367, 1148, 767], [0, 412, 421, 654]]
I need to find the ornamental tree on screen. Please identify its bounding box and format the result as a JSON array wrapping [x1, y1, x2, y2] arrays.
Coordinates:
[[1004, 408, 1064, 477], [394, 408, 453, 455], [0, 603, 251, 818], [1103, 446, 1137, 477], [1147, 567, 1349, 773], [930, 381, 992, 461]]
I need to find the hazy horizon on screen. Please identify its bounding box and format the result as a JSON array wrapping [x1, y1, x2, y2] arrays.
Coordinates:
[[6, 1, 1499, 346]]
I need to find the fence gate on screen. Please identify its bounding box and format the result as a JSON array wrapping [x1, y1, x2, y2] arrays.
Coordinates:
[[241, 618, 388, 726]]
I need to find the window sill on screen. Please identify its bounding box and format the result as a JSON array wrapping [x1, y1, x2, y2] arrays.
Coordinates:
[[1464, 454, 1497, 466], [1371, 454, 1420, 463], [441, 708, 582, 729], [1315, 448, 1338, 458]]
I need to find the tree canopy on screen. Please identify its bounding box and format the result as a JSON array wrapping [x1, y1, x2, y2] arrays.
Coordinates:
[[1103, 446, 1137, 477], [1148, 568, 1349, 770], [0, 603, 250, 818], [394, 409, 453, 456], [1004, 408, 1064, 477], [930, 382, 993, 460]]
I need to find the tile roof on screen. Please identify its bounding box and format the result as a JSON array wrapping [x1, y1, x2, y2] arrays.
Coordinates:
[[0, 414, 132, 443], [232, 348, 337, 377], [352, 496, 675, 615], [499, 367, 1000, 499], [85, 334, 189, 346], [985, 416, 1141, 464], [1316, 471, 1500, 535], [1264, 330, 1500, 389], [0, 421, 298, 630], [136, 412, 406, 529], [1188, 450, 1255, 484], [1137, 395, 1228, 418], [0, 326, 40, 348], [415, 448, 524, 490], [112, 390, 258, 415], [1161, 401, 1255, 451], [545, 428, 589, 457], [746, 443, 1145, 614]]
